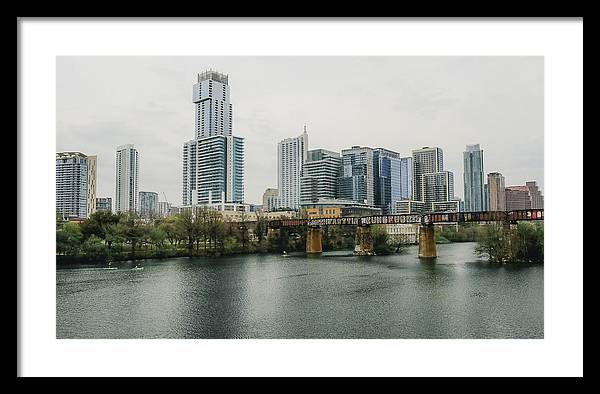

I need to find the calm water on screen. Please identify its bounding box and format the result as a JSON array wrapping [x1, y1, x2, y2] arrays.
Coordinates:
[[56, 243, 543, 339]]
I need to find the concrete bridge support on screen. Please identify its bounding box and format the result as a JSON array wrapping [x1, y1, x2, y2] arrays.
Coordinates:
[[306, 225, 323, 254], [418, 223, 437, 259], [354, 224, 374, 256]]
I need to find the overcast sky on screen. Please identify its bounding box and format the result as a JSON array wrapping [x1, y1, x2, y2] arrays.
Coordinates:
[[56, 56, 543, 205]]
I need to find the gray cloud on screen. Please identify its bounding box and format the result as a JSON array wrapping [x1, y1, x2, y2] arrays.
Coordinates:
[[57, 56, 544, 205]]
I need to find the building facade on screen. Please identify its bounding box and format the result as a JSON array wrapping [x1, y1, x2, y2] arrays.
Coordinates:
[[422, 171, 455, 206], [115, 144, 139, 213], [157, 201, 172, 217], [95, 197, 112, 212], [487, 172, 506, 211], [139, 191, 159, 219], [277, 128, 308, 210], [412, 146, 444, 202], [463, 144, 485, 212], [339, 146, 375, 206], [183, 70, 244, 206], [262, 188, 279, 212], [526, 181, 544, 209], [56, 152, 96, 219], [392, 200, 427, 215], [300, 149, 341, 205], [505, 186, 532, 210]]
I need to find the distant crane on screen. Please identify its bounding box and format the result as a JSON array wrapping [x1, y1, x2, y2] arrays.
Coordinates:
[[162, 191, 168, 203]]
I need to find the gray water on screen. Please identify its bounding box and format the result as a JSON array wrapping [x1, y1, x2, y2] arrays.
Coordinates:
[[56, 242, 543, 339]]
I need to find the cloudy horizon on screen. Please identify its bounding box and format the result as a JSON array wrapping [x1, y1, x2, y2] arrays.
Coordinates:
[[56, 56, 544, 206]]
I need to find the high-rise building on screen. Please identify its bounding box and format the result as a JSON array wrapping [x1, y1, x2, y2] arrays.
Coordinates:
[[373, 148, 402, 213], [183, 70, 244, 206], [95, 197, 112, 212], [139, 191, 159, 218], [339, 146, 375, 206], [487, 172, 506, 211], [56, 152, 96, 219], [463, 144, 485, 212], [526, 181, 544, 209], [422, 171, 455, 206], [262, 188, 279, 212], [505, 186, 532, 210], [115, 144, 139, 213], [157, 201, 172, 217], [300, 149, 341, 205], [398, 157, 413, 202], [277, 128, 308, 210], [86, 155, 97, 218], [193, 70, 232, 139], [412, 147, 444, 202]]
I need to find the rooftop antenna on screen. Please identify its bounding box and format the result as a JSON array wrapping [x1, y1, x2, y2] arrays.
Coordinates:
[[303, 124, 307, 134]]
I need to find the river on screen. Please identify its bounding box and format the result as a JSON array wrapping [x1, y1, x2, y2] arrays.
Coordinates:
[[56, 242, 543, 339]]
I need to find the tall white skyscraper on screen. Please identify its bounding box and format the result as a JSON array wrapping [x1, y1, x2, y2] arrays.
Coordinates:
[[183, 70, 244, 206], [463, 144, 485, 212], [277, 127, 308, 210], [115, 144, 139, 213]]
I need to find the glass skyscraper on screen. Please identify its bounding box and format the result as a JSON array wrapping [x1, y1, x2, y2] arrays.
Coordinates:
[[182, 70, 244, 206], [300, 149, 341, 205], [277, 129, 308, 210], [412, 147, 444, 203], [339, 146, 375, 206], [463, 144, 485, 212]]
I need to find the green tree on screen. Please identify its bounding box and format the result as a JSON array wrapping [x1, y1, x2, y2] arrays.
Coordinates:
[[56, 221, 83, 256], [81, 235, 109, 259], [372, 225, 393, 255], [119, 212, 145, 259], [515, 222, 544, 263], [475, 223, 510, 263]]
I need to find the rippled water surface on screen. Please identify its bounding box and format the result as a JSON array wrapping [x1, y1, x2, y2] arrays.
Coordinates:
[[56, 242, 543, 338]]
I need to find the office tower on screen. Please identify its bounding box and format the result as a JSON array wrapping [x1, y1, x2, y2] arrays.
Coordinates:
[[412, 147, 444, 202], [262, 188, 279, 212], [300, 149, 342, 205], [526, 181, 544, 209], [422, 171, 454, 206], [139, 191, 159, 218], [183, 70, 244, 206], [487, 172, 506, 211], [95, 197, 112, 212], [56, 152, 96, 219], [86, 155, 97, 218], [277, 128, 308, 210], [115, 144, 139, 213], [483, 183, 489, 211], [463, 144, 485, 212], [373, 148, 401, 213], [339, 146, 375, 206], [505, 186, 532, 210], [398, 157, 413, 201]]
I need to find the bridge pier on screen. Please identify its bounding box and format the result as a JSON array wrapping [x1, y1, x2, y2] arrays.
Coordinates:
[[306, 225, 323, 254], [354, 224, 374, 256], [418, 223, 437, 259]]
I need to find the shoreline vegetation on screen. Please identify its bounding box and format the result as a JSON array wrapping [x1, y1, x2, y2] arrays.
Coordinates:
[[56, 209, 543, 265]]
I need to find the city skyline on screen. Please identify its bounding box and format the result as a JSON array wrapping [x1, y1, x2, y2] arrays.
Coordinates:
[[56, 56, 544, 206]]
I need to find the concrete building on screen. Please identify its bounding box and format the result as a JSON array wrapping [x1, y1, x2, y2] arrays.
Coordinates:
[[157, 201, 172, 217], [487, 172, 506, 211], [277, 127, 308, 210], [463, 144, 485, 212], [301, 198, 381, 217], [183, 71, 244, 206], [526, 181, 544, 209], [505, 186, 532, 210], [56, 152, 97, 219], [431, 200, 460, 213], [139, 191, 159, 219], [422, 171, 455, 206], [262, 188, 279, 212], [412, 146, 444, 202], [300, 149, 341, 205], [115, 144, 139, 213], [385, 224, 419, 244], [95, 197, 112, 212], [339, 146, 375, 206], [392, 200, 427, 215]]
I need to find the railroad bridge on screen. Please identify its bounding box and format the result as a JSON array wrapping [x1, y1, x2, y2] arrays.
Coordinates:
[[266, 209, 544, 259]]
